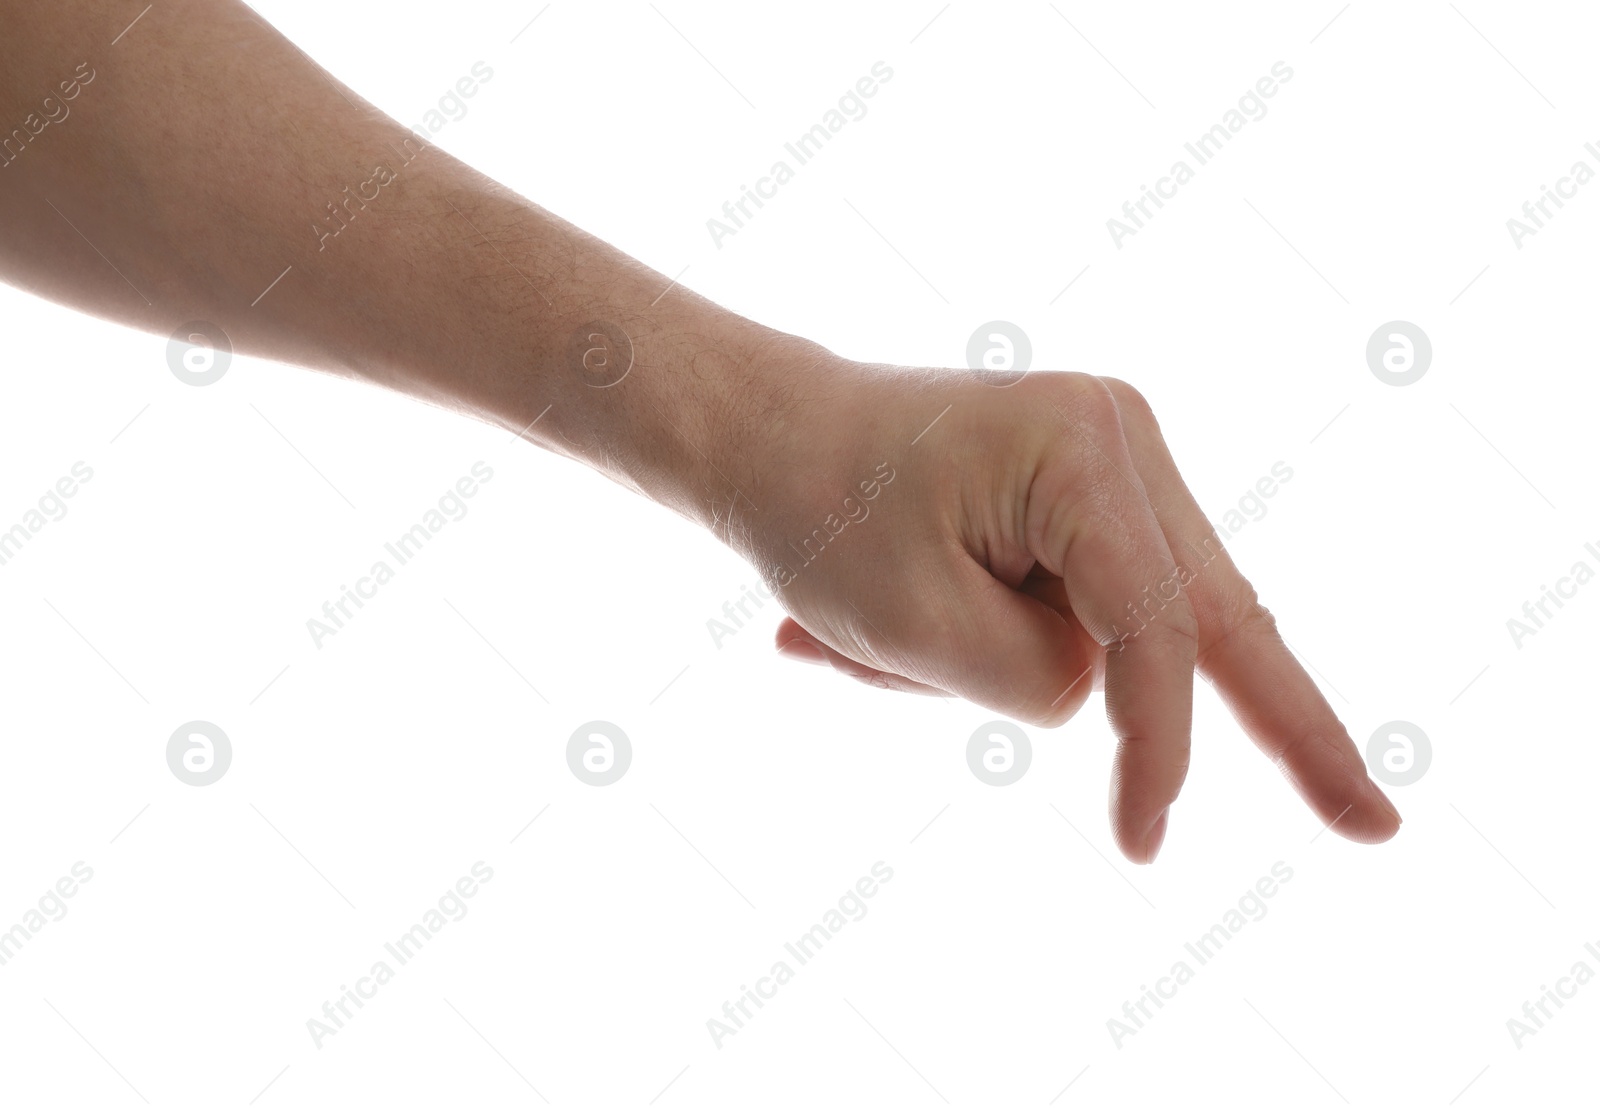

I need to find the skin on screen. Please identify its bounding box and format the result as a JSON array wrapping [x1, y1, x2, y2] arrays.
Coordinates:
[[0, 0, 1399, 862]]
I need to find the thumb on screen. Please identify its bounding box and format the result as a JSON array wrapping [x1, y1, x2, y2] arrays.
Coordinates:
[[909, 558, 1098, 727], [775, 557, 1098, 724]]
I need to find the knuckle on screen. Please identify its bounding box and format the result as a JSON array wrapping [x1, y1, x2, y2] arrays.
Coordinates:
[[1038, 372, 1124, 438], [1157, 602, 1202, 654], [1271, 729, 1345, 776], [1194, 582, 1278, 672], [1098, 376, 1156, 425], [1078, 380, 1125, 437], [1117, 588, 1200, 658]]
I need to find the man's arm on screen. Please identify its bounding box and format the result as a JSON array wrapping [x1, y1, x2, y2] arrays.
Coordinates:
[[0, 0, 1401, 862], [0, 0, 802, 529]]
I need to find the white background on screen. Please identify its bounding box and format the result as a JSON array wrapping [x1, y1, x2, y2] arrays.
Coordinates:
[[1, 1, 1596, 1106]]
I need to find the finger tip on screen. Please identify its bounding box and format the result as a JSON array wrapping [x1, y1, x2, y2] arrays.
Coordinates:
[[1334, 799, 1402, 845], [1371, 806, 1403, 843], [1142, 807, 1170, 863], [1116, 807, 1170, 865], [1363, 781, 1403, 841]]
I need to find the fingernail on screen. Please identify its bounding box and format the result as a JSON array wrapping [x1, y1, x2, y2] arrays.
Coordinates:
[[1143, 808, 1170, 864], [777, 639, 827, 666]]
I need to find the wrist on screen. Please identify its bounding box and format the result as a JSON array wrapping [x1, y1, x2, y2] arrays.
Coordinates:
[[493, 299, 847, 544], [657, 327, 852, 545]]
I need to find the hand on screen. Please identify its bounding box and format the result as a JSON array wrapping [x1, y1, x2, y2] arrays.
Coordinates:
[[740, 357, 1401, 863], [0, 0, 1398, 868]]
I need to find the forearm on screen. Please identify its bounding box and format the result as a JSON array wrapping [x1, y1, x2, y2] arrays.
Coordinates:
[[0, 0, 821, 530]]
